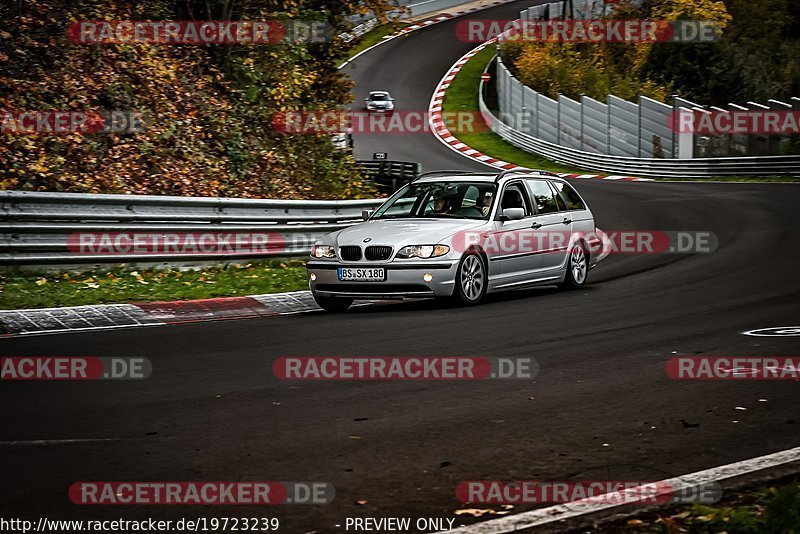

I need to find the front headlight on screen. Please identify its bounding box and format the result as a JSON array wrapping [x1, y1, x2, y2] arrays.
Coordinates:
[[311, 245, 336, 259], [396, 245, 450, 259]]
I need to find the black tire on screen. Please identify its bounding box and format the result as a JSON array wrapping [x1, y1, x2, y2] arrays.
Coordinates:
[[558, 242, 589, 290], [451, 250, 488, 306], [312, 293, 354, 312]]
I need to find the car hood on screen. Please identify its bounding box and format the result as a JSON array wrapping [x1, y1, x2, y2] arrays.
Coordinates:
[[334, 219, 485, 247], [368, 100, 392, 106]]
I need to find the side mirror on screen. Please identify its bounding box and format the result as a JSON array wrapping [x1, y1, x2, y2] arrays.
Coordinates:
[[362, 209, 374, 221], [364, 97, 369, 101], [501, 207, 525, 221]]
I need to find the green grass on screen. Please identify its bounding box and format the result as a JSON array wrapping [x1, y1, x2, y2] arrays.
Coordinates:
[[442, 46, 589, 175], [443, 47, 800, 183], [0, 260, 309, 310], [612, 479, 800, 532], [341, 22, 405, 64]]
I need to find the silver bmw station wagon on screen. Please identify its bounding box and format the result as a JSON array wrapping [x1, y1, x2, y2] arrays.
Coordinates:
[[307, 169, 600, 312]]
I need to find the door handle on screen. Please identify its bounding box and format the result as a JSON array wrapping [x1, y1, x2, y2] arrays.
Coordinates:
[[531, 221, 542, 229], [562, 218, 572, 225]]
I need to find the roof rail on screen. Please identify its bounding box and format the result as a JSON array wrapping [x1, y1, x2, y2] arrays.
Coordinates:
[[494, 168, 561, 182], [413, 170, 493, 181]]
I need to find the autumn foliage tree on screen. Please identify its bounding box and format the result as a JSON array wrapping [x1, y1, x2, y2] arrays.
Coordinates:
[[0, 0, 392, 198], [505, 0, 800, 106]]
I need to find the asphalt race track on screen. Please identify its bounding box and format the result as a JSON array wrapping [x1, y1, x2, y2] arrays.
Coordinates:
[[2, 2, 800, 532]]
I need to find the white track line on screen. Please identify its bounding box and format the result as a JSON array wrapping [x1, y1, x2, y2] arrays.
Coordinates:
[[428, 41, 499, 170], [443, 446, 800, 533]]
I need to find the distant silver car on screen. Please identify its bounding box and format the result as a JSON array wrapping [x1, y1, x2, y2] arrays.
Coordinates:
[[307, 169, 600, 311], [364, 90, 394, 112]]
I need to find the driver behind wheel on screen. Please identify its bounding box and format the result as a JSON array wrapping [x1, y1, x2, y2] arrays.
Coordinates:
[[477, 191, 493, 216], [432, 191, 449, 214]]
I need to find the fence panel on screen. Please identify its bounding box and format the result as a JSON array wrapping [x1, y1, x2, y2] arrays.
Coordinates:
[[558, 94, 582, 150], [581, 95, 609, 154], [639, 96, 673, 158], [537, 93, 559, 144], [497, 59, 512, 120], [510, 76, 525, 128], [608, 95, 640, 157], [523, 85, 539, 137], [547, 2, 563, 18]]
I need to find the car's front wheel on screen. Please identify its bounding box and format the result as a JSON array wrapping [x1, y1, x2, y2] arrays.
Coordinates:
[[312, 293, 354, 312], [558, 242, 588, 290], [452, 251, 487, 306]]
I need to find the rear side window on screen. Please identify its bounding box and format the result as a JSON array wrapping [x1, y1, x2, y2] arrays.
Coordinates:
[[526, 179, 559, 214], [551, 181, 586, 211]]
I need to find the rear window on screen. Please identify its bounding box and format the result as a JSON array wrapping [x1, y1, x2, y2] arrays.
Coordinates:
[[551, 181, 586, 211], [526, 179, 559, 214]]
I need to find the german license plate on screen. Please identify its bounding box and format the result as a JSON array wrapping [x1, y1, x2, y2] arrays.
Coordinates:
[[338, 267, 385, 282]]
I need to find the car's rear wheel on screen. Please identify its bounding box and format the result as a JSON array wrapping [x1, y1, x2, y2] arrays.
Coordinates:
[[312, 293, 354, 312], [452, 251, 487, 306], [558, 242, 588, 290]]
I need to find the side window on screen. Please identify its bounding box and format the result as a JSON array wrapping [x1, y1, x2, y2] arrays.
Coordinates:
[[551, 181, 586, 211], [499, 183, 531, 216], [526, 179, 559, 214]]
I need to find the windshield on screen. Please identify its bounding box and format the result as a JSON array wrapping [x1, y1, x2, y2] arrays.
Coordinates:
[[369, 92, 390, 101], [372, 181, 496, 220]]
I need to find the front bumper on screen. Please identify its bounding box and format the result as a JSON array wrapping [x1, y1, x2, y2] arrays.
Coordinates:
[[307, 261, 457, 299]]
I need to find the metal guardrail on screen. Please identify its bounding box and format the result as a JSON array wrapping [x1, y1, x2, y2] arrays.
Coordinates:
[[339, 18, 380, 43], [0, 191, 385, 266], [480, 62, 800, 178]]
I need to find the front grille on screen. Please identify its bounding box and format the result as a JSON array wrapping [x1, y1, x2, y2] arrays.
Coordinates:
[[339, 246, 362, 261], [365, 245, 392, 261]]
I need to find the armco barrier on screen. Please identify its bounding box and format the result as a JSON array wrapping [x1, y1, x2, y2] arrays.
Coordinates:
[[0, 191, 385, 266]]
